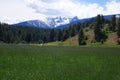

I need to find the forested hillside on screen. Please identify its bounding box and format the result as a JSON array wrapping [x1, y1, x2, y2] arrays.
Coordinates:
[[0, 14, 120, 45]]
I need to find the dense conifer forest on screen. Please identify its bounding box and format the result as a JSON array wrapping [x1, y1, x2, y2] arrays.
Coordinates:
[[0, 15, 120, 45]]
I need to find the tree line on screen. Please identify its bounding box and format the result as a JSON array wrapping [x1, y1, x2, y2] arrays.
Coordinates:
[[0, 22, 82, 44], [94, 14, 120, 44], [0, 14, 120, 45]]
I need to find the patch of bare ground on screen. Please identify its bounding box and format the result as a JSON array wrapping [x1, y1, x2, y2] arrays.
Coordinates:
[[64, 35, 79, 46], [105, 32, 118, 45]]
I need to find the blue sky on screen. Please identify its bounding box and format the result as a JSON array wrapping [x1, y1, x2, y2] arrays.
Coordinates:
[[77, 0, 107, 5], [0, 0, 120, 24]]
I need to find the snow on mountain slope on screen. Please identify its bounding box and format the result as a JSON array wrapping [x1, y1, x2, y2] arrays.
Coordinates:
[[13, 16, 74, 28], [13, 14, 120, 29], [44, 16, 71, 28], [13, 20, 50, 28]]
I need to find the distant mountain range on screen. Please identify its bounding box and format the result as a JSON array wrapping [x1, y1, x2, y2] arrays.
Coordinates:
[[13, 16, 76, 29], [13, 14, 120, 29]]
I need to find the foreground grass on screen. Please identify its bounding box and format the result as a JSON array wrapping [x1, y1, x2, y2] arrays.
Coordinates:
[[0, 44, 120, 80]]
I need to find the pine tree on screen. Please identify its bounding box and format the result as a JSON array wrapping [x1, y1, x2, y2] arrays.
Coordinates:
[[56, 30, 62, 41], [101, 15, 105, 28], [94, 15, 107, 42], [70, 26, 75, 37], [94, 15, 103, 42], [117, 18, 120, 38], [0, 23, 3, 41], [49, 29, 55, 42], [62, 30, 69, 41], [76, 22, 81, 33], [110, 15, 116, 32], [25, 33, 32, 43], [78, 28, 86, 45]]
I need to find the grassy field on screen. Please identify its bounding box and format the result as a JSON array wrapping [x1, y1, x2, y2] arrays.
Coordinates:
[[0, 44, 120, 80]]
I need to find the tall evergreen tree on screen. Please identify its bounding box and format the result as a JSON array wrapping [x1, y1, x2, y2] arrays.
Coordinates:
[[117, 18, 120, 38], [94, 15, 107, 42], [25, 33, 32, 43], [78, 28, 86, 45], [94, 15, 103, 42], [70, 26, 75, 37], [101, 15, 105, 28], [49, 29, 55, 42], [76, 22, 81, 33], [56, 30, 62, 41], [110, 15, 116, 32]]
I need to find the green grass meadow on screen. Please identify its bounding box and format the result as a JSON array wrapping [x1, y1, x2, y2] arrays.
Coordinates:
[[0, 44, 120, 80]]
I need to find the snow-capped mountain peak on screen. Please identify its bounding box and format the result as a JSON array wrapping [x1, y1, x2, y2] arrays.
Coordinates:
[[13, 16, 79, 29], [11, 14, 120, 29], [44, 16, 71, 28], [13, 20, 50, 28]]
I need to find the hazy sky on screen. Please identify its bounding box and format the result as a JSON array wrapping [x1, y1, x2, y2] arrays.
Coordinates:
[[0, 0, 120, 24]]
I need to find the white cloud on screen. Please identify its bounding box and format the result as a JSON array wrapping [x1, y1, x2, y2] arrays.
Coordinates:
[[25, 0, 120, 19], [0, 0, 47, 24], [104, 0, 120, 15], [1, 0, 120, 24], [25, 0, 74, 16]]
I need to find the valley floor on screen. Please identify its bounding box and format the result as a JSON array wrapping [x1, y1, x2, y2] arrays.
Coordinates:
[[0, 44, 120, 80]]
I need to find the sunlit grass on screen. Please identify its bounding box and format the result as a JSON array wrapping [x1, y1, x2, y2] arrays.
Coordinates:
[[0, 44, 120, 80]]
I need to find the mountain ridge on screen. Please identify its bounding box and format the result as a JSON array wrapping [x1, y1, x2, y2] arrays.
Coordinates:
[[12, 14, 120, 29]]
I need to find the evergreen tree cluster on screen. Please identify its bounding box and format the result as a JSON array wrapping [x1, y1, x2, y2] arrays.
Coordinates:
[[78, 28, 86, 45], [0, 14, 120, 45], [94, 15, 107, 42], [0, 22, 81, 44], [117, 17, 120, 38]]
